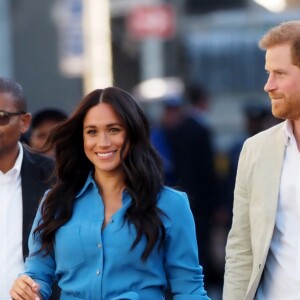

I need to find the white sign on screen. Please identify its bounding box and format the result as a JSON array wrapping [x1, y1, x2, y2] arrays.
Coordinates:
[[52, 0, 84, 77]]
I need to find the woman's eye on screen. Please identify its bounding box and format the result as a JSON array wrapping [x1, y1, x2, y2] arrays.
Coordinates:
[[110, 127, 121, 134], [87, 130, 96, 135]]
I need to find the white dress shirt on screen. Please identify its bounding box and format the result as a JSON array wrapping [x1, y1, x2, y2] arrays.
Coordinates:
[[256, 121, 300, 300], [0, 143, 24, 299]]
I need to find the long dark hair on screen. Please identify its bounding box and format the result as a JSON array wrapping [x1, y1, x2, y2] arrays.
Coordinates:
[[34, 87, 165, 260]]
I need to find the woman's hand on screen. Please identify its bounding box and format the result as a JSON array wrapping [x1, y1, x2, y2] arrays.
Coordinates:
[[10, 274, 42, 300]]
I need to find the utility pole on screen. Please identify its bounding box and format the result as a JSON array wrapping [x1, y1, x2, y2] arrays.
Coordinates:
[[0, 0, 13, 77], [82, 0, 113, 93], [127, 2, 175, 81]]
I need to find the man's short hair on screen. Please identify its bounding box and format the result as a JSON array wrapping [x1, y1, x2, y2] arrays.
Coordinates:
[[0, 77, 27, 111]]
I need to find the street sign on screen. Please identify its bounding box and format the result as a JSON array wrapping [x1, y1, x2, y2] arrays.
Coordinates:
[[127, 5, 175, 39]]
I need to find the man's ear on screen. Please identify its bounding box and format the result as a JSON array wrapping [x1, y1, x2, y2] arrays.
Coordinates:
[[20, 112, 32, 134]]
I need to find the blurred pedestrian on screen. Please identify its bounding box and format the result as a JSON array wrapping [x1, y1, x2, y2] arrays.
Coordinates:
[[0, 77, 59, 299], [29, 108, 68, 157], [10, 87, 211, 300], [225, 103, 273, 215], [167, 83, 222, 295], [224, 20, 300, 299], [151, 95, 184, 186]]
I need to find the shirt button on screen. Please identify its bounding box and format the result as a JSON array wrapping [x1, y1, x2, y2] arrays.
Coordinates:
[[96, 270, 101, 275], [97, 243, 102, 248]]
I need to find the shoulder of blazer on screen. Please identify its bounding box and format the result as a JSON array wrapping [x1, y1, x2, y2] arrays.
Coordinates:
[[243, 122, 285, 150], [21, 144, 55, 177], [248, 122, 284, 141], [21, 145, 56, 260]]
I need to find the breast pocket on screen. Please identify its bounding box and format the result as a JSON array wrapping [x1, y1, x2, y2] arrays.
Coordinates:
[[54, 225, 86, 271]]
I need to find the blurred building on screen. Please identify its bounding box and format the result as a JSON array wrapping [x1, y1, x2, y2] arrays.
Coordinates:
[[110, 0, 300, 151], [1, 0, 300, 150], [3, 0, 83, 114]]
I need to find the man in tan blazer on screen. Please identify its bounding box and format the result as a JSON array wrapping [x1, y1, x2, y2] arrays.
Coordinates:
[[223, 20, 300, 300]]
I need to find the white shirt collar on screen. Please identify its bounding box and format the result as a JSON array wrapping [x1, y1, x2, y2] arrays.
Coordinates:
[[0, 142, 23, 177], [283, 120, 294, 147], [12, 142, 24, 176], [0, 142, 24, 297]]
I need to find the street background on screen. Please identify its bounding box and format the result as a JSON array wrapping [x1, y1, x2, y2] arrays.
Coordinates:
[[1, 1, 300, 298]]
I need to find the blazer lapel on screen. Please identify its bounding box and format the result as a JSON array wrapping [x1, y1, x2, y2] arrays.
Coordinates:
[[21, 147, 55, 259], [246, 123, 286, 299], [261, 124, 285, 237], [21, 149, 41, 259]]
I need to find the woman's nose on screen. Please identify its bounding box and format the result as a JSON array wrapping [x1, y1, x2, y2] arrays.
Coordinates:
[[97, 132, 110, 147]]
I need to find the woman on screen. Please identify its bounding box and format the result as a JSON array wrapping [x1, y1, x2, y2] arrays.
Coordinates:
[[10, 87, 211, 300]]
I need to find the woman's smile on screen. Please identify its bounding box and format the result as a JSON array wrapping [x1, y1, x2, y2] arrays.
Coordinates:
[[96, 151, 116, 159]]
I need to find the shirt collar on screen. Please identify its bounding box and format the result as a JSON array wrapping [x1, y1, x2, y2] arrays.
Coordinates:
[[75, 172, 96, 198], [12, 142, 23, 176], [283, 120, 294, 146], [75, 171, 130, 204]]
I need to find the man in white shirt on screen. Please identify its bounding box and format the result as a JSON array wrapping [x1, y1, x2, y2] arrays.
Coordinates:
[[223, 20, 300, 300], [0, 77, 58, 299]]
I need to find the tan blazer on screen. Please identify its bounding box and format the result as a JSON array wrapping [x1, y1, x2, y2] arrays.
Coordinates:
[[223, 122, 286, 300]]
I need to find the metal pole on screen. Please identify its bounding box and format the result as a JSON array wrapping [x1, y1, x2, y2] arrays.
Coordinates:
[[140, 37, 164, 80]]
